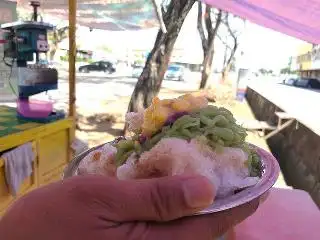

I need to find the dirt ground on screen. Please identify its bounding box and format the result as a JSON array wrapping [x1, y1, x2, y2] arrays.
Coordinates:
[[75, 88, 188, 147]]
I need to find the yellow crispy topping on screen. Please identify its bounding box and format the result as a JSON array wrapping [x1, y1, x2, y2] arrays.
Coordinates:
[[141, 94, 208, 137], [171, 98, 192, 112], [92, 151, 102, 161]]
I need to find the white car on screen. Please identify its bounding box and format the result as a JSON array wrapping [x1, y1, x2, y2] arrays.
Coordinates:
[[132, 66, 144, 78], [164, 65, 185, 81]]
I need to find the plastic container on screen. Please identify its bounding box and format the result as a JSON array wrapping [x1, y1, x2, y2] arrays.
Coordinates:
[[17, 110, 65, 123], [236, 89, 247, 101], [17, 99, 53, 118]]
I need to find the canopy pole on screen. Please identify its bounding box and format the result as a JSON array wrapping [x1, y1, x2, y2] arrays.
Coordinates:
[[68, 0, 77, 119]]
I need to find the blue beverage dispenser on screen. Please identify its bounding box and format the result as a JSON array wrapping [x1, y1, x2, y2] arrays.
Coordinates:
[[1, 1, 64, 122]]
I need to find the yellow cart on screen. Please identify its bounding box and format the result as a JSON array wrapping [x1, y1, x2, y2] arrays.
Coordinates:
[[0, 0, 77, 215], [0, 0, 128, 215], [0, 106, 74, 215]]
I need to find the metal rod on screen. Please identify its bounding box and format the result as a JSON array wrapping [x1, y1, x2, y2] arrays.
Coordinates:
[[30, 1, 40, 21], [264, 119, 295, 140], [68, 0, 77, 119]]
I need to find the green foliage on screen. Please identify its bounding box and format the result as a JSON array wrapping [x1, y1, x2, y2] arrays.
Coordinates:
[[98, 45, 113, 53], [280, 67, 296, 74], [258, 68, 273, 75], [60, 56, 68, 62], [49, 26, 69, 45], [17, 9, 31, 21], [60, 55, 92, 62]]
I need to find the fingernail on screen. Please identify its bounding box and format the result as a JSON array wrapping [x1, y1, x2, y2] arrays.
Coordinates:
[[182, 177, 215, 208]]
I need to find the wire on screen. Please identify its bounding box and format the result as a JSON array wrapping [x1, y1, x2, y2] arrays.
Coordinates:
[[7, 57, 17, 97], [3, 55, 13, 67], [2, 54, 17, 96]]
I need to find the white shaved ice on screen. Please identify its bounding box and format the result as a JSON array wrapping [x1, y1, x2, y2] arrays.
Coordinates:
[[78, 143, 117, 176], [117, 138, 259, 198]]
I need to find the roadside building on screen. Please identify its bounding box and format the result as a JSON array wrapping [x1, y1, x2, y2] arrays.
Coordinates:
[[293, 43, 320, 79]]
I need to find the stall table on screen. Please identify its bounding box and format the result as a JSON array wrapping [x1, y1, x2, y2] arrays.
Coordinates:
[[0, 105, 74, 215], [226, 188, 320, 240]]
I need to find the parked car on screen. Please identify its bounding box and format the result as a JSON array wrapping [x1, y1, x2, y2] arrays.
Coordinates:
[[78, 61, 116, 73], [164, 65, 185, 81], [132, 65, 144, 78], [295, 78, 320, 89], [282, 78, 296, 86], [282, 77, 320, 89], [38, 59, 49, 65]]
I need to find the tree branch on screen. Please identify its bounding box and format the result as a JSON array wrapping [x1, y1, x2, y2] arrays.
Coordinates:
[[56, 26, 69, 42], [210, 9, 222, 41], [225, 14, 237, 43], [57, 26, 69, 35], [152, 0, 167, 33], [220, 12, 228, 25], [216, 33, 232, 50], [161, 0, 170, 14], [222, 14, 240, 72], [197, 1, 208, 52], [225, 38, 238, 68], [204, 5, 213, 36]]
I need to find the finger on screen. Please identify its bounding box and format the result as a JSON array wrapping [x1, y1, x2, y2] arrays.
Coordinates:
[[71, 174, 215, 222], [143, 199, 259, 240]]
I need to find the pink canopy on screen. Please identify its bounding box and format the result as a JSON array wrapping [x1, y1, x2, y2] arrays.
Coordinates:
[[203, 0, 320, 44], [15, 0, 320, 43]]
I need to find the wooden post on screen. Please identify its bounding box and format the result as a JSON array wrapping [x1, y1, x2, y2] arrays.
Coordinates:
[[68, 0, 77, 119]]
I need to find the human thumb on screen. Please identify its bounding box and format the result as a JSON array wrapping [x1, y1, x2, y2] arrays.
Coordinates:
[[81, 175, 215, 222]]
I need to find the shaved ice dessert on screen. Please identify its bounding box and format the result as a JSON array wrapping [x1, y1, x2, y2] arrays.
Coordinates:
[[78, 94, 263, 198]]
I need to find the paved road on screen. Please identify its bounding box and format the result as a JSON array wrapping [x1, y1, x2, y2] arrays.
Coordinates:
[[33, 70, 202, 113], [0, 67, 202, 113], [249, 81, 320, 136]]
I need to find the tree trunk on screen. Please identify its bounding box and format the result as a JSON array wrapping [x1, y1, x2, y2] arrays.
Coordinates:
[[126, 0, 195, 114], [200, 46, 215, 89], [49, 47, 57, 61], [221, 65, 230, 83], [221, 14, 242, 84], [221, 41, 238, 84], [222, 41, 228, 67], [197, 2, 208, 55], [199, 9, 222, 89], [48, 27, 69, 62]]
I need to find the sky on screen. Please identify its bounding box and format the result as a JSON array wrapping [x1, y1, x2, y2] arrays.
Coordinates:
[[240, 22, 305, 71]]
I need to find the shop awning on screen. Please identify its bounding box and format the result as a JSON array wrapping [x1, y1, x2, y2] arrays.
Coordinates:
[[203, 0, 320, 44], [16, 0, 159, 31], [15, 0, 320, 43]]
